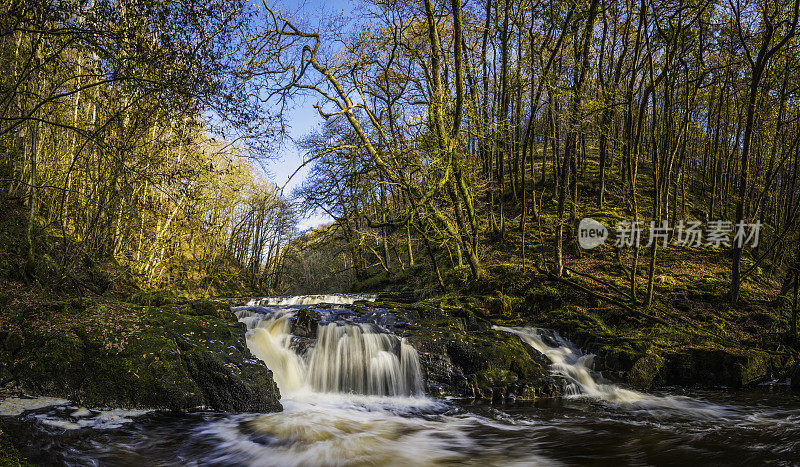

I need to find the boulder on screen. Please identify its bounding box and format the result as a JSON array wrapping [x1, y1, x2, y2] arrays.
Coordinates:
[[7, 302, 281, 413]]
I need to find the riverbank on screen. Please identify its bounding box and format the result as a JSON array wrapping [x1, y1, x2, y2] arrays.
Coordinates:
[[2, 274, 796, 413], [0, 285, 281, 413]]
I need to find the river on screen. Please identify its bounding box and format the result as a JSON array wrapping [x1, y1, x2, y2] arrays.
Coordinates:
[[2, 294, 799, 465]]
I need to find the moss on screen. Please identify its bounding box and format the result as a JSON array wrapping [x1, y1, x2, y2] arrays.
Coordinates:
[[626, 348, 665, 389], [659, 348, 773, 388], [7, 302, 280, 413], [394, 298, 548, 399], [129, 289, 183, 307], [595, 344, 641, 381], [0, 429, 32, 467], [77, 327, 201, 410], [185, 299, 228, 318], [737, 350, 784, 386], [445, 330, 548, 398]]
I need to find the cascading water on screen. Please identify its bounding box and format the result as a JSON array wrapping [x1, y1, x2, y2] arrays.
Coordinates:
[[307, 323, 423, 396], [493, 325, 737, 416], [248, 293, 379, 306], [493, 325, 644, 403], [235, 296, 423, 397]]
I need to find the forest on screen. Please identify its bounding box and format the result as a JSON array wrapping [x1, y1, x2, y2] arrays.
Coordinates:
[[3, 0, 799, 309], [273, 0, 800, 327], [0, 0, 295, 294], [2, 0, 800, 464]]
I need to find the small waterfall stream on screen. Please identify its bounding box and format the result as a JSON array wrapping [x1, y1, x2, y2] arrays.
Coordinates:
[[249, 294, 380, 306], [493, 325, 739, 417], [493, 325, 645, 403], [235, 294, 424, 397]]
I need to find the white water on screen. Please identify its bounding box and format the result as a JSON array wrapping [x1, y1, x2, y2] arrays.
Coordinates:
[[493, 325, 734, 416], [236, 295, 423, 397], [493, 325, 644, 403], [307, 324, 423, 396], [0, 397, 70, 416], [202, 395, 555, 466], [247, 293, 378, 306]]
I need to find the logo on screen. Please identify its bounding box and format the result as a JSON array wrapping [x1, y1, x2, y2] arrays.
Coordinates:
[[578, 218, 608, 249]]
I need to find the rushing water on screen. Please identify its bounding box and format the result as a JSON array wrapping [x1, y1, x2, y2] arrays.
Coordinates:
[[237, 294, 423, 396], [3, 294, 800, 465]]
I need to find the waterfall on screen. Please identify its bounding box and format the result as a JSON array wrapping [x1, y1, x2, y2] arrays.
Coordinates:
[[236, 296, 423, 397], [494, 325, 739, 417], [307, 324, 423, 396], [493, 326, 644, 403], [245, 313, 308, 393], [248, 294, 379, 306]]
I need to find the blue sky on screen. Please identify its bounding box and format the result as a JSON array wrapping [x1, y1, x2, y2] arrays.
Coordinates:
[[261, 0, 358, 232]]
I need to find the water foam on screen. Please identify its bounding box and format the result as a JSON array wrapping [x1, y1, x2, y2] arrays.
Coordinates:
[[237, 297, 423, 397], [0, 397, 70, 416], [198, 395, 555, 466], [247, 294, 379, 306]]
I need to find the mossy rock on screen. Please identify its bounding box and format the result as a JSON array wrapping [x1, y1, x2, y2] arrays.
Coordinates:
[[625, 348, 665, 389], [439, 330, 548, 397], [392, 300, 549, 398], [790, 364, 800, 391], [129, 290, 184, 307], [661, 348, 780, 388], [293, 307, 319, 338], [175, 299, 230, 319], [594, 344, 641, 381], [8, 305, 281, 413]]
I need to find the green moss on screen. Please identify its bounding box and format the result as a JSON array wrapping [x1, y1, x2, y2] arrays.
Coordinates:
[[0, 429, 32, 467], [7, 302, 280, 412], [525, 286, 563, 312], [185, 299, 228, 318], [129, 289, 183, 307], [737, 351, 782, 386], [626, 348, 665, 389], [385, 297, 548, 398]]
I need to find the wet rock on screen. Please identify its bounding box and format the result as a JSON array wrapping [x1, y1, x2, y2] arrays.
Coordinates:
[[385, 301, 551, 399], [626, 348, 666, 390], [289, 336, 314, 357], [791, 364, 800, 391], [292, 308, 319, 339], [7, 303, 281, 413], [660, 348, 784, 388], [538, 376, 572, 397], [417, 352, 472, 398]]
